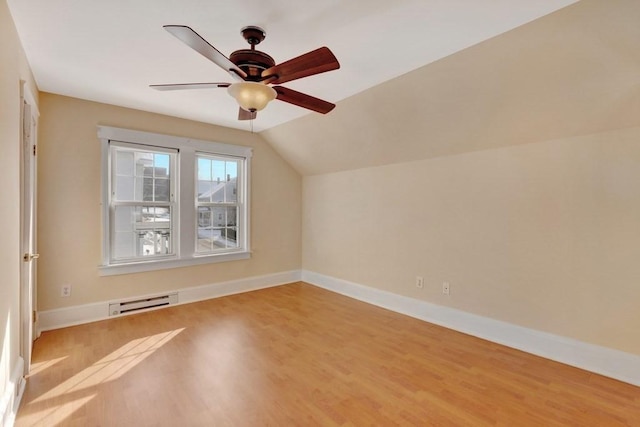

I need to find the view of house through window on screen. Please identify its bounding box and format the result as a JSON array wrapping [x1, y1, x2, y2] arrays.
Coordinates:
[[196, 154, 240, 253], [111, 143, 176, 261]]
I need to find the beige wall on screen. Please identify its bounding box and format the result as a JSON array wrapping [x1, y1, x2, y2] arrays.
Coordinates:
[[6, 0, 638, 389], [259, 0, 640, 358], [37, 93, 301, 310], [263, 0, 640, 176], [303, 127, 640, 356], [0, 0, 39, 412]]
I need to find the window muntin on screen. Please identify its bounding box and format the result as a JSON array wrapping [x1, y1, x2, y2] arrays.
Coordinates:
[[196, 154, 242, 254], [109, 143, 177, 262]]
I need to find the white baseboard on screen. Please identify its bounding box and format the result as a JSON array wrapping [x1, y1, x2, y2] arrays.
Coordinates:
[[1, 356, 25, 427], [302, 270, 640, 387], [35, 268, 640, 387], [38, 270, 301, 333]]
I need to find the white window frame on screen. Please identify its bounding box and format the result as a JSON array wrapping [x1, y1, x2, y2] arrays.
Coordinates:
[[98, 126, 252, 276], [194, 152, 245, 255], [108, 141, 178, 263]]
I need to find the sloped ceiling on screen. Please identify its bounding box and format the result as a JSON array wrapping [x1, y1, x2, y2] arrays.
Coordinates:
[[7, 0, 575, 132], [262, 0, 640, 176]]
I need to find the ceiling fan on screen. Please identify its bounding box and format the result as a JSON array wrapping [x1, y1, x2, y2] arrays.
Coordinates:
[[151, 25, 340, 120]]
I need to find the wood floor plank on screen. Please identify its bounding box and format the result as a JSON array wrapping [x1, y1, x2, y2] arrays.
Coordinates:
[[16, 282, 640, 426]]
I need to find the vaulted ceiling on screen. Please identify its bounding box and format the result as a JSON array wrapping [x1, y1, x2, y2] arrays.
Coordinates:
[[7, 1, 640, 176], [262, 0, 640, 175], [8, 0, 575, 133]]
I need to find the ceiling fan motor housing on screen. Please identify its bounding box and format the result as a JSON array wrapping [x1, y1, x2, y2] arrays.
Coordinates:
[[229, 49, 275, 80]]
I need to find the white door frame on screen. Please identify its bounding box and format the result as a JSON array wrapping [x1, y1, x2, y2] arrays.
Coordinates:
[[20, 82, 39, 375]]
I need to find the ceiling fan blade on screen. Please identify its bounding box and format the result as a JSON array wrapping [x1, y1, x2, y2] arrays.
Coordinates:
[[273, 86, 335, 114], [163, 25, 247, 80], [150, 82, 231, 91], [238, 107, 257, 121], [261, 47, 339, 85]]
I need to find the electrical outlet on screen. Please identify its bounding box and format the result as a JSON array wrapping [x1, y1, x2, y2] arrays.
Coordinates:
[[416, 276, 424, 289], [442, 282, 450, 295], [61, 284, 71, 297]]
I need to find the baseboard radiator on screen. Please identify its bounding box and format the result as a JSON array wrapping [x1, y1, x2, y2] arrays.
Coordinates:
[[109, 293, 179, 316]]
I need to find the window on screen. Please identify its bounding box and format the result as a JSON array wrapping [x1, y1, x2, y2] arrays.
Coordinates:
[[196, 154, 243, 253], [110, 143, 176, 261], [98, 126, 252, 275]]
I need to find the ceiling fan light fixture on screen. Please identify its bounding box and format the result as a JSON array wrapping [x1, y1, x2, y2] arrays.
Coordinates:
[[227, 82, 276, 112]]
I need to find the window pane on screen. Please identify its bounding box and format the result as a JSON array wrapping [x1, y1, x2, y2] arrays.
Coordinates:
[[154, 178, 170, 202], [224, 180, 238, 203], [211, 181, 224, 203], [224, 227, 238, 248], [224, 206, 236, 226], [114, 231, 135, 259], [142, 177, 153, 201], [115, 176, 134, 201], [197, 206, 212, 227], [212, 160, 225, 183], [112, 205, 172, 260], [136, 152, 153, 177], [116, 150, 134, 176], [212, 206, 226, 227], [195, 205, 238, 253], [197, 206, 214, 253], [197, 181, 212, 203], [198, 158, 211, 181], [223, 160, 238, 203], [225, 178, 237, 203], [154, 154, 170, 176], [225, 161, 237, 179], [114, 206, 134, 232]]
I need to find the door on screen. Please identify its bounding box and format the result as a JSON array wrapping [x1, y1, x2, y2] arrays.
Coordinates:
[[21, 83, 39, 374]]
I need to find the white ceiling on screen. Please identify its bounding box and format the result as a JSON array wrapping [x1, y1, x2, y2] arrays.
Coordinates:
[[7, 0, 577, 132]]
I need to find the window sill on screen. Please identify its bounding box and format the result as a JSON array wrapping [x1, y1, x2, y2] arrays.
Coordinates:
[[98, 251, 251, 276]]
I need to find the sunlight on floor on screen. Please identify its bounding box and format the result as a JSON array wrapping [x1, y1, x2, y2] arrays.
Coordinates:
[[18, 328, 184, 426], [28, 357, 67, 376]]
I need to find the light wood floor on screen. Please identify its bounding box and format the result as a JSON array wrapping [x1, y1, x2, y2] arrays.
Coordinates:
[[16, 282, 640, 426]]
